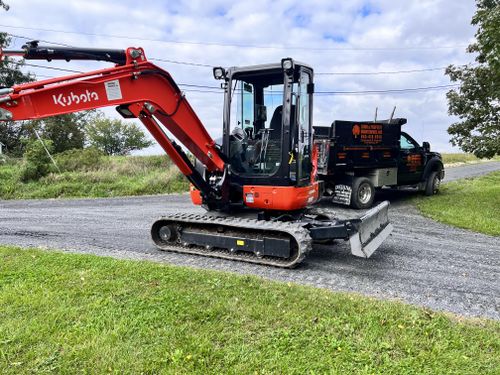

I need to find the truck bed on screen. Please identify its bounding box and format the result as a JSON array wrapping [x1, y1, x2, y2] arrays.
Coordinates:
[[314, 118, 406, 174]]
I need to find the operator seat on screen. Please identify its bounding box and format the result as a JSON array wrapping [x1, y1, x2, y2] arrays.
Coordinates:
[[269, 105, 283, 140], [268, 104, 296, 139]]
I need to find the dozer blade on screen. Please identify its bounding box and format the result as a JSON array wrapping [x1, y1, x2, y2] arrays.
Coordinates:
[[348, 200, 393, 258]]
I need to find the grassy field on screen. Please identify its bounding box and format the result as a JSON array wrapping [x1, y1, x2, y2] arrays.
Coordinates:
[[0, 154, 189, 200], [441, 153, 500, 166], [415, 171, 500, 236], [0, 151, 497, 200], [0, 246, 499, 374]]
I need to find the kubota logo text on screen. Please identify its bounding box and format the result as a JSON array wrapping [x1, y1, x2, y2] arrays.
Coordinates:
[[52, 90, 99, 107]]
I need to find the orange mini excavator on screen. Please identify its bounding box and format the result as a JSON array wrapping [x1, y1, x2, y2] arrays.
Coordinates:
[[0, 42, 393, 267]]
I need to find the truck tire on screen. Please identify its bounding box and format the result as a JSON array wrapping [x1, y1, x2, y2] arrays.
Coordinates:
[[424, 170, 441, 196], [351, 177, 375, 209]]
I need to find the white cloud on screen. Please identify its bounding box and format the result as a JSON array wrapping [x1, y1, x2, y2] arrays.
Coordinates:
[[1, 0, 477, 154]]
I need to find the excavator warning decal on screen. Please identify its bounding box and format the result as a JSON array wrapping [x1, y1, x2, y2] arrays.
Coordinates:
[[104, 80, 123, 101]]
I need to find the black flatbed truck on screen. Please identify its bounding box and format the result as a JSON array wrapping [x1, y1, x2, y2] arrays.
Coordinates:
[[314, 118, 445, 209]]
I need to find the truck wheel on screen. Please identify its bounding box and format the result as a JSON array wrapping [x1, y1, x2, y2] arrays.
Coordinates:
[[351, 177, 375, 209], [424, 171, 441, 196]]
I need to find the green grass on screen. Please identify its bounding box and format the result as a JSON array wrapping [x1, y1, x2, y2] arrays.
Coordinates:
[[441, 153, 500, 166], [0, 246, 498, 374], [1, 151, 497, 200], [415, 171, 500, 236], [0, 155, 189, 199]]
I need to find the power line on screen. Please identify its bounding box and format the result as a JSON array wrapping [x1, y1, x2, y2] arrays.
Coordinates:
[[176, 84, 458, 95], [4, 32, 73, 47], [150, 57, 212, 68], [0, 24, 468, 51], [4, 49, 467, 78], [183, 88, 223, 94], [315, 84, 458, 95], [5, 32, 472, 75], [316, 67, 447, 75], [4, 61, 221, 90], [5, 58, 458, 95], [7, 60, 83, 74]]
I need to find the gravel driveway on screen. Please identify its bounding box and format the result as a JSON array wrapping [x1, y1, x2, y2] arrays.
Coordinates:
[[0, 162, 499, 319]]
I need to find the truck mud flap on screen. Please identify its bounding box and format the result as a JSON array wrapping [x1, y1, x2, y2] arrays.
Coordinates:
[[348, 200, 393, 258]]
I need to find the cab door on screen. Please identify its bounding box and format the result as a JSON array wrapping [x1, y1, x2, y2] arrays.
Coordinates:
[[296, 68, 313, 186], [398, 132, 425, 184]]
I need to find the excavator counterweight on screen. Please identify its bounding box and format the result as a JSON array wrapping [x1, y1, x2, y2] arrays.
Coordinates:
[[0, 43, 393, 267]]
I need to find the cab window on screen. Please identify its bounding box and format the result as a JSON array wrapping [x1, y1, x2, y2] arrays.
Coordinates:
[[229, 74, 284, 176], [400, 133, 417, 150]]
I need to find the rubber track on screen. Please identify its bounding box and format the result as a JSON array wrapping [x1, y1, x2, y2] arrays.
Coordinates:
[[151, 213, 312, 268]]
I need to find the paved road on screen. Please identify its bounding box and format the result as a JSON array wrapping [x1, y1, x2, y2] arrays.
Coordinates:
[[444, 161, 500, 181], [0, 162, 499, 319]]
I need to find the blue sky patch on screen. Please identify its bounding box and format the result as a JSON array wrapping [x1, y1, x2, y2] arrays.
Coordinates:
[[293, 14, 311, 27], [214, 7, 227, 17], [284, 7, 311, 28], [359, 3, 380, 17], [323, 33, 347, 43]]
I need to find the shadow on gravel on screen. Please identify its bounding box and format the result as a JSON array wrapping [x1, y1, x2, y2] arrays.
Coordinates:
[[373, 188, 420, 207], [314, 188, 419, 219], [305, 238, 394, 267]]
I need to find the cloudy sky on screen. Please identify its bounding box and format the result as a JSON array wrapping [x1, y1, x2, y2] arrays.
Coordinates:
[[1, 0, 478, 153]]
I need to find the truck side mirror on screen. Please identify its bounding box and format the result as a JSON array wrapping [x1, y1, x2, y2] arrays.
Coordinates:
[[422, 141, 430, 152]]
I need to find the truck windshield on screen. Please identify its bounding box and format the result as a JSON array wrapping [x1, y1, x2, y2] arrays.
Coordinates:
[[229, 74, 284, 175]]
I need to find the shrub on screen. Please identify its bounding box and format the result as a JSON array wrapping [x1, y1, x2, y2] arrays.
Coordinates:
[[55, 148, 105, 172], [19, 139, 56, 182]]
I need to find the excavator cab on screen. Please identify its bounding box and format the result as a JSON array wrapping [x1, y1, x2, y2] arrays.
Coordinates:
[[213, 58, 320, 211]]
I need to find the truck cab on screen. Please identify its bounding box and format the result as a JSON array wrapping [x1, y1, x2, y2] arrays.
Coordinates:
[[398, 131, 443, 186], [314, 119, 445, 209]]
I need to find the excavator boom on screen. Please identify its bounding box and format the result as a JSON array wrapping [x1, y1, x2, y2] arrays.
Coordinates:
[[0, 46, 225, 201]]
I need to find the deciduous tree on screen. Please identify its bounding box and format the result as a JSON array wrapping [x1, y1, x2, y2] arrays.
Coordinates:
[[28, 111, 98, 154], [85, 116, 153, 155], [446, 0, 499, 158]]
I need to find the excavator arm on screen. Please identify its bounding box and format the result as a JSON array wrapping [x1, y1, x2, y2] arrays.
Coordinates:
[[0, 44, 226, 203]]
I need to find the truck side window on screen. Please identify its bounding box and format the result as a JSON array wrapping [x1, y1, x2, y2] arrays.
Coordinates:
[[400, 134, 416, 150]]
